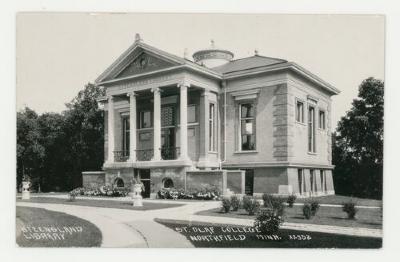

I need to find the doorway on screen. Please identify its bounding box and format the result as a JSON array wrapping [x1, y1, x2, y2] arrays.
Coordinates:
[[135, 169, 151, 198]]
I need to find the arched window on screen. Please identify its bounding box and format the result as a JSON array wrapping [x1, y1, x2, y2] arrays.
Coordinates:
[[114, 178, 125, 188], [163, 178, 174, 188]]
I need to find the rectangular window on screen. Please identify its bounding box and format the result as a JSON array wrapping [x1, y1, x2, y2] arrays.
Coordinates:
[[122, 117, 130, 157], [296, 100, 304, 123], [298, 169, 304, 195], [139, 110, 152, 129], [310, 169, 315, 193], [239, 103, 256, 151], [320, 170, 328, 192], [320, 170, 324, 192], [319, 110, 326, 129], [161, 106, 175, 127], [209, 103, 215, 151], [308, 105, 316, 153], [188, 105, 197, 123]]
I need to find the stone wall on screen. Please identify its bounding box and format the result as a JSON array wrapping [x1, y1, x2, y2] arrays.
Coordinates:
[[287, 167, 335, 198], [104, 168, 135, 188], [253, 168, 287, 195], [82, 171, 106, 188], [186, 170, 227, 195], [151, 167, 186, 193], [226, 170, 245, 194], [273, 83, 294, 161]]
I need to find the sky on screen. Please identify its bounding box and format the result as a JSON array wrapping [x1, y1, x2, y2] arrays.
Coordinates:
[[16, 13, 385, 128]]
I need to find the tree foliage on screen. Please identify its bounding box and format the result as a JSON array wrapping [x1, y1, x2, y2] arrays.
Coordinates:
[[16, 83, 105, 192], [333, 77, 384, 199]]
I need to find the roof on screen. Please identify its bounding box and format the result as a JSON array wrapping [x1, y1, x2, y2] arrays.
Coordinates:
[[211, 55, 287, 74], [95, 37, 340, 95]]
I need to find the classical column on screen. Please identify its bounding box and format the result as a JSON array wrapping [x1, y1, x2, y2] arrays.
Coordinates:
[[152, 87, 161, 160], [198, 89, 210, 165], [128, 92, 137, 162], [179, 83, 189, 160], [107, 95, 115, 162]]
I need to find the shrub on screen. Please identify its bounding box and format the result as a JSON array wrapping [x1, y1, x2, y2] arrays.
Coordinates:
[[262, 193, 286, 216], [68, 190, 78, 202], [342, 201, 358, 219], [221, 198, 232, 213], [286, 194, 297, 208], [302, 203, 312, 219], [230, 195, 241, 211], [157, 187, 220, 200], [242, 196, 260, 215], [310, 200, 320, 216], [254, 209, 284, 234]]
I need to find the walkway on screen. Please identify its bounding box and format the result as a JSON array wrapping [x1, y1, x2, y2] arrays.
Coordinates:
[[17, 195, 382, 247]]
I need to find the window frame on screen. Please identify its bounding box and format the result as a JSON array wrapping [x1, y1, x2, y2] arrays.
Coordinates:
[[295, 99, 305, 124], [209, 103, 216, 152], [238, 102, 256, 151], [122, 116, 130, 157], [187, 104, 197, 124], [310, 169, 315, 193], [308, 104, 316, 153], [298, 169, 305, 195], [139, 110, 153, 129], [318, 109, 326, 130]]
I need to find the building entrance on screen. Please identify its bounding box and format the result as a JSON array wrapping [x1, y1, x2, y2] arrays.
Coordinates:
[[135, 169, 151, 198]]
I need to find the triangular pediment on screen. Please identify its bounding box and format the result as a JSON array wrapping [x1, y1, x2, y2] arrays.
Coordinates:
[[115, 51, 177, 79], [97, 42, 185, 83]]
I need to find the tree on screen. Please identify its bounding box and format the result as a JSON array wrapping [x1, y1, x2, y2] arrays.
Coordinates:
[[333, 77, 384, 199], [36, 112, 65, 191], [62, 83, 105, 190], [16, 107, 45, 190], [16, 83, 105, 192]]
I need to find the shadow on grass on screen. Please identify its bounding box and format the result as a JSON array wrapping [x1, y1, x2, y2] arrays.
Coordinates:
[[156, 219, 382, 248]]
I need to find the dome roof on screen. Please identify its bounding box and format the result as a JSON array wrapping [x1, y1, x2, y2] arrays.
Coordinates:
[[192, 40, 234, 68]]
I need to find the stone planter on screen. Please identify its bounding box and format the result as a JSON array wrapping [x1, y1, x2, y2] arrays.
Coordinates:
[[21, 181, 30, 200], [132, 184, 143, 207]]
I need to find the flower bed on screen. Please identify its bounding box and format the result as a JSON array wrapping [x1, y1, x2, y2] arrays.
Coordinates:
[[157, 186, 220, 200], [70, 186, 130, 198]]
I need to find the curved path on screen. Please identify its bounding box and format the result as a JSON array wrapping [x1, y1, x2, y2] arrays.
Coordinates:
[[17, 196, 382, 247], [16, 200, 220, 247]]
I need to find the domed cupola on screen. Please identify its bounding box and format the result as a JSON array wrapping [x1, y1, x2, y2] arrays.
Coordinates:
[[192, 40, 234, 68]]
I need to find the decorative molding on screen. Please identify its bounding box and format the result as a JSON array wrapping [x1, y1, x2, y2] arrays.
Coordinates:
[[231, 88, 260, 101], [307, 94, 319, 103]]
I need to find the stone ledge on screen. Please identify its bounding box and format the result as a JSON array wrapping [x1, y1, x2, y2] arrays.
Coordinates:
[[103, 159, 193, 169]]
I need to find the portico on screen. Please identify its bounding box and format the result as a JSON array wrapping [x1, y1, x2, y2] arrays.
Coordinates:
[[103, 79, 218, 170]]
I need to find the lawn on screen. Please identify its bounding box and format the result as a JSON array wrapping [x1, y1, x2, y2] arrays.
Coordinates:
[[16, 206, 102, 247], [294, 195, 382, 207], [196, 205, 382, 229], [156, 219, 382, 248], [17, 197, 183, 211]]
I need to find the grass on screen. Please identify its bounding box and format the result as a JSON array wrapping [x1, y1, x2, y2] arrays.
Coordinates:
[[16, 206, 102, 247], [196, 205, 382, 229], [295, 195, 382, 207], [17, 197, 183, 211], [157, 219, 382, 248]]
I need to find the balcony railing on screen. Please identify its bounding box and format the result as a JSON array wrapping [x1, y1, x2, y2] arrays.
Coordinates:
[[114, 150, 129, 162], [161, 147, 180, 160], [136, 149, 154, 161], [113, 148, 180, 162]]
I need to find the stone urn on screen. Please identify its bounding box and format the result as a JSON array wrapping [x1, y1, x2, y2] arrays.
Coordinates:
[[21, 181, 31, 200], [132, 183, 143, 207]]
